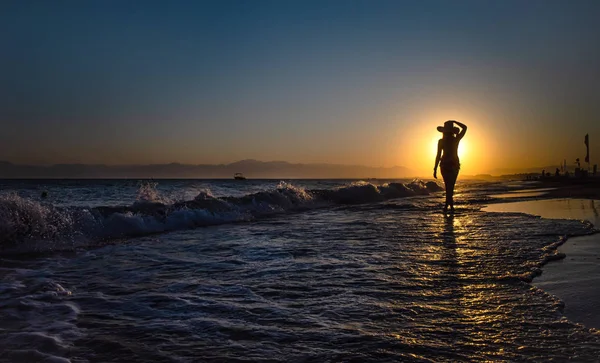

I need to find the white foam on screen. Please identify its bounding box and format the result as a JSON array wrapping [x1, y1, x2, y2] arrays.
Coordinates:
[[0, 180, 444, 254]]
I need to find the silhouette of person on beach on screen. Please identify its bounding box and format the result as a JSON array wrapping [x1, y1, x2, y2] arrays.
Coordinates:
[[433, 120, 467, 213]]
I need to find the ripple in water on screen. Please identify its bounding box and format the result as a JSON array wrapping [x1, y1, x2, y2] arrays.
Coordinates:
[[2, 196, 600, 362]]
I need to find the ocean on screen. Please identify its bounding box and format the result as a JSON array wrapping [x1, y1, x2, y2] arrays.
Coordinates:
[[1, 179, 599, 362]]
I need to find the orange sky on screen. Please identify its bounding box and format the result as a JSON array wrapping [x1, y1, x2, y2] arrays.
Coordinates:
[[2, 1, 599, 176]]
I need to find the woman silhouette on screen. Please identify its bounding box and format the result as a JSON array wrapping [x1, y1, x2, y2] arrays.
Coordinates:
[[433, 120, 467, 212]]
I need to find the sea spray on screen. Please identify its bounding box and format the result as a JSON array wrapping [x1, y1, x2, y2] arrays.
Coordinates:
[[0, 180, 443, 253]]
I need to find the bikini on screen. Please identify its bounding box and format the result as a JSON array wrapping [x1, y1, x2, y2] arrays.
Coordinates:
[[440, 138, 460, 174]]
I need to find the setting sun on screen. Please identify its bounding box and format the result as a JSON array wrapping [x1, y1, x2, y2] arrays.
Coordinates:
[[430, 133, 468, 164], [4, 2, 600, 361], [410, 119, 483, 177]]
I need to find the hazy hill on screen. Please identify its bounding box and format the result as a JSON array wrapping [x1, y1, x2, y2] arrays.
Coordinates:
[[0, 160, 416, 179]]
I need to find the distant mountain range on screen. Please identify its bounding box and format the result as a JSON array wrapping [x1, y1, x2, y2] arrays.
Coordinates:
[[0, 160, 416, 179]]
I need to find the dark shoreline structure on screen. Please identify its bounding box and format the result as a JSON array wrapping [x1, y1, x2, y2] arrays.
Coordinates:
[[539, 178, 600, 199]]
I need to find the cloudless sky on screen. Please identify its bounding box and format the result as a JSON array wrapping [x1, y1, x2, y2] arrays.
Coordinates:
[[1, 0, 599, 175]]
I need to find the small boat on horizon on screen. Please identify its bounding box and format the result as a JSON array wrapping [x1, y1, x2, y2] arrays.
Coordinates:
[[234, 173, 246, 180]]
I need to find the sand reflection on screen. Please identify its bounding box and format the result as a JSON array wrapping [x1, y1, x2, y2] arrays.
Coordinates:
[[484, 198, 600, 226]]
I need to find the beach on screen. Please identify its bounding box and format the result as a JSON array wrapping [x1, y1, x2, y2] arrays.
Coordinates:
[[3, 0, 600, 361], [484, 196, 600, 331], [1, 179, 600, 362]]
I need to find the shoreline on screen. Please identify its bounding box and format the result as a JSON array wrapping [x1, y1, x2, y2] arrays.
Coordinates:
[[534, 232, 600, 330], [483, 192, 600, 330]]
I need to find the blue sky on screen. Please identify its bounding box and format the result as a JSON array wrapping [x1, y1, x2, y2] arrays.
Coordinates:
[[1, 0, 599, 173]]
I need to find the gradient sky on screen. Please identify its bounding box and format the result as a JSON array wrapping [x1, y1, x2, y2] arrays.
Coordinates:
[[1, 0, 599, 175]]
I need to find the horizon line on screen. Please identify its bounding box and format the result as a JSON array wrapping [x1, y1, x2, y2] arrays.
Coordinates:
[[0, 159, 412, 169]]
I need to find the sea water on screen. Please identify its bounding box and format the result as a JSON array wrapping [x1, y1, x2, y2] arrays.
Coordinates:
[[1, 179, 599, 362]]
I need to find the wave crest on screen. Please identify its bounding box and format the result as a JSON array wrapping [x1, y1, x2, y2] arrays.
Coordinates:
[[0, 193, 76, 246], [0, 180, 443, 253]]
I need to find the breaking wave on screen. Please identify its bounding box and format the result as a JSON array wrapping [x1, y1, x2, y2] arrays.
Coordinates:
[[0, 180, 443, 254]]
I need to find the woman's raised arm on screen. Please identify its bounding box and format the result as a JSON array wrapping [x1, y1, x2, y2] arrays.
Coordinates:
[[454, 121, 467, 140]]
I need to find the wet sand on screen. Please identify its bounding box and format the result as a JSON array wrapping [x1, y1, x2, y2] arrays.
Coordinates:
[[534, 234, 600, 329], [484, 197, 600, 330]]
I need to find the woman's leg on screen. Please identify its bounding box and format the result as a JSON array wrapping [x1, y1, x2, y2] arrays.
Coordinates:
[[441, 167, 459, 211]]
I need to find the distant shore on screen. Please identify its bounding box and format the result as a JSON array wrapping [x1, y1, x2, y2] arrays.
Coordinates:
[[538, 178, 600, 199]]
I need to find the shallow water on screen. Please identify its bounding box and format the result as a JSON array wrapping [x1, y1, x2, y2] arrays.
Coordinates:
[[489, 191, 550, 198], [486, 198, 600, 331], [1, 180, 600, 362], [484, 198, 600, 226]]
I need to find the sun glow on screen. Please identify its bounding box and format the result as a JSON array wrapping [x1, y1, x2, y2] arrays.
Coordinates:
[[420, 124, 481, 176], [458, 138, 467, 160], [400, 112, 489, 176], [430, 136, 468, 160]]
